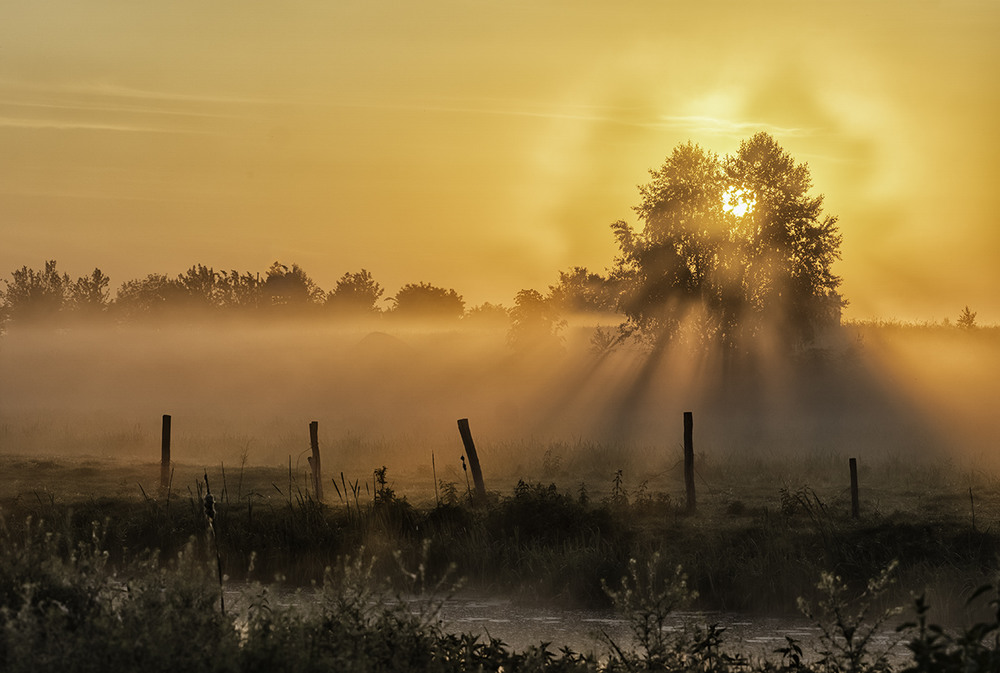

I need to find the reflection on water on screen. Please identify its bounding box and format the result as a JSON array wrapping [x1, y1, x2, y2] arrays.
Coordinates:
[[436, 598, 902, 662]]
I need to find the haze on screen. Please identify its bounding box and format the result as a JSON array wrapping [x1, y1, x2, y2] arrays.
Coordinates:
[[2, 1, 998, 322]]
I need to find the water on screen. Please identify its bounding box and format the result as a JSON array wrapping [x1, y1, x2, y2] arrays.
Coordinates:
[[434, 597, 904, 662]]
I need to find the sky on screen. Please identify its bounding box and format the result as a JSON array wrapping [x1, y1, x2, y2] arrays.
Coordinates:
[[1, 0, 998, 322]]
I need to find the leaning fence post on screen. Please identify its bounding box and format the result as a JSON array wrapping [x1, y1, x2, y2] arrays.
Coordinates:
[[308, 421, 324, 502], [849, 457, 859, 519], [457, 418, 487, 504], [684, 411, 696, 513], [160, 414, 171, 495]]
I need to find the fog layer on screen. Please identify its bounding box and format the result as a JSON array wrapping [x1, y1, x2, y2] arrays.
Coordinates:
[[1, 321, 996, 479]]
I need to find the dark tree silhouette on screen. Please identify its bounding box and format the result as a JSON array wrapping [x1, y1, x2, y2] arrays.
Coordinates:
[[326, 269, 384, 315], [957, 306, 977, 330], [177, 264, 222, 310], [263, 262, 323, 308], [548, 266, 618, 314], [218, 270, 264, 310], [724, 133, 844, 343], [0, 260, 107, 325], [69, 268, 111, 315], [611, 133, 844, 350], [114, 273, 185, 318], [507, 288, 566, 353], [390, 282, 465, 320]]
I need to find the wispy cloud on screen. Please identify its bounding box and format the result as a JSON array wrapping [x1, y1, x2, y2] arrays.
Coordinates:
[[0, 116, 211, 134], [655, 115, 813, 139]]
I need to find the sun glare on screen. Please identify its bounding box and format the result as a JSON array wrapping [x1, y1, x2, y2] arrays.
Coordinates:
[[722, 186, 755, 217]]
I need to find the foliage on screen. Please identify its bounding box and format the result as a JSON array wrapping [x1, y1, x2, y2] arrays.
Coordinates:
[[0, 261, 111, 322], [463, 302, 509, 326], [795, 561, 902, 672], [957, 306, 977, 330], [390, 282, 465, 320], [507, 288, 567, 352], [115, 272, 187, 318], [0, 478, 999, 671], [897, 585, 1000, 673], [549, 266, 619, 314], [611, 133, 845, 350], [326, 269, 384, 315], [68, 268, 112, 315], [263, 261, 324, 308]]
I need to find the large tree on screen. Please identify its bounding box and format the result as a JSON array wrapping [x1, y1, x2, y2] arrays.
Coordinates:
[[611, 133, 844, 349]]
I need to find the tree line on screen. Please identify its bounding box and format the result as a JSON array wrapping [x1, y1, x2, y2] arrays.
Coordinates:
[[0, 259, 615, 323], [2, 133, 849, 352]]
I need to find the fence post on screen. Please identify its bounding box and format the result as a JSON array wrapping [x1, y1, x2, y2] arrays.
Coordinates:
[[160, 414, 171, 495], [309, 421, 323, 502], [684, 411, 696, 513], [849, 457, 859, 519], [457, 418, 487, 504]]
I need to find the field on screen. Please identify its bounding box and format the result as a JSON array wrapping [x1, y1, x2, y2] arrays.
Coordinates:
[[1, 320, 999, 670]]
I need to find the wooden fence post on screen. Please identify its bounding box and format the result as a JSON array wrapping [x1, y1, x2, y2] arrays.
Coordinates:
[[684, 411, 696, 513], [849, 457, 859, 519], [308, 420, 323, 502], [160, 414, 171, 495], [457, 418, 487, 504]]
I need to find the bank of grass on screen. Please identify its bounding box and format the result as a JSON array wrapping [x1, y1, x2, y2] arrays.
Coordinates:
[[0, 452, 997, 618], [0, 514, 997, 672]]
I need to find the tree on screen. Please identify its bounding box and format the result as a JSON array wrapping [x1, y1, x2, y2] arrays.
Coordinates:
[[176, 264, 221, 310], [326, 269, 384, 315], [114, 273, 185, 319], [548, 266, 618, 314], [957, 306, 977, 330], [611, 142, 729, 345], [610, 133, 845, 350], [263, 262, 323, 308], [1, 260, 72, 325], [724, 132, 844, 342], [217, 270, 264, 310], [464, 302, 510, 327], [68, 268, 111, 315], [389, 282, 465, 321], [507, 289, 566, 353]]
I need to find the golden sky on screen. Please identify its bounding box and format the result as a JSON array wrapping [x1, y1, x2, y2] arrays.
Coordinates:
[[2, 0, 998, 321]]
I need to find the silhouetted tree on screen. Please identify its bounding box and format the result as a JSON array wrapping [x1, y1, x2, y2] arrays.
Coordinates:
[[263, 262, 323, 308], [218, 270, 264, 310], [464, 302, 510, 327], [114, 273, 185, 319], [177, 264, 221, 310], [68, 268, 111, 316], [389, 282, 465, 320], [548, 266, 618, 313], [507, 289, 566, 353], [611, 133, 844, 350], [957, 306, 977, 330], [326, 269, 384, 315], [1, 260, 72, 325], [724, 132, 844, 343]]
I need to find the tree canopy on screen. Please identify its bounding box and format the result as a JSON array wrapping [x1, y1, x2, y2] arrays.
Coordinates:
[[611, 133, 845, 350]]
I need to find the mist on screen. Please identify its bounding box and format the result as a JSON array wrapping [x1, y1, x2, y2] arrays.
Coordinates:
[[2, 316, 995, 492]]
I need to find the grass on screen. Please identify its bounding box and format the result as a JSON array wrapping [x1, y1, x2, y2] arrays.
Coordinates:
[[0, 512, 996, 672], [0, 451, 997, 617]]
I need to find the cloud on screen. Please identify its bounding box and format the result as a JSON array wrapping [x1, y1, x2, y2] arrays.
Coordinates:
[[0, 116, 212, 135]]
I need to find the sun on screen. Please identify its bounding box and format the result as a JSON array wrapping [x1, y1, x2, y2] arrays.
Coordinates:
[[722, 186, 755, 217]]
